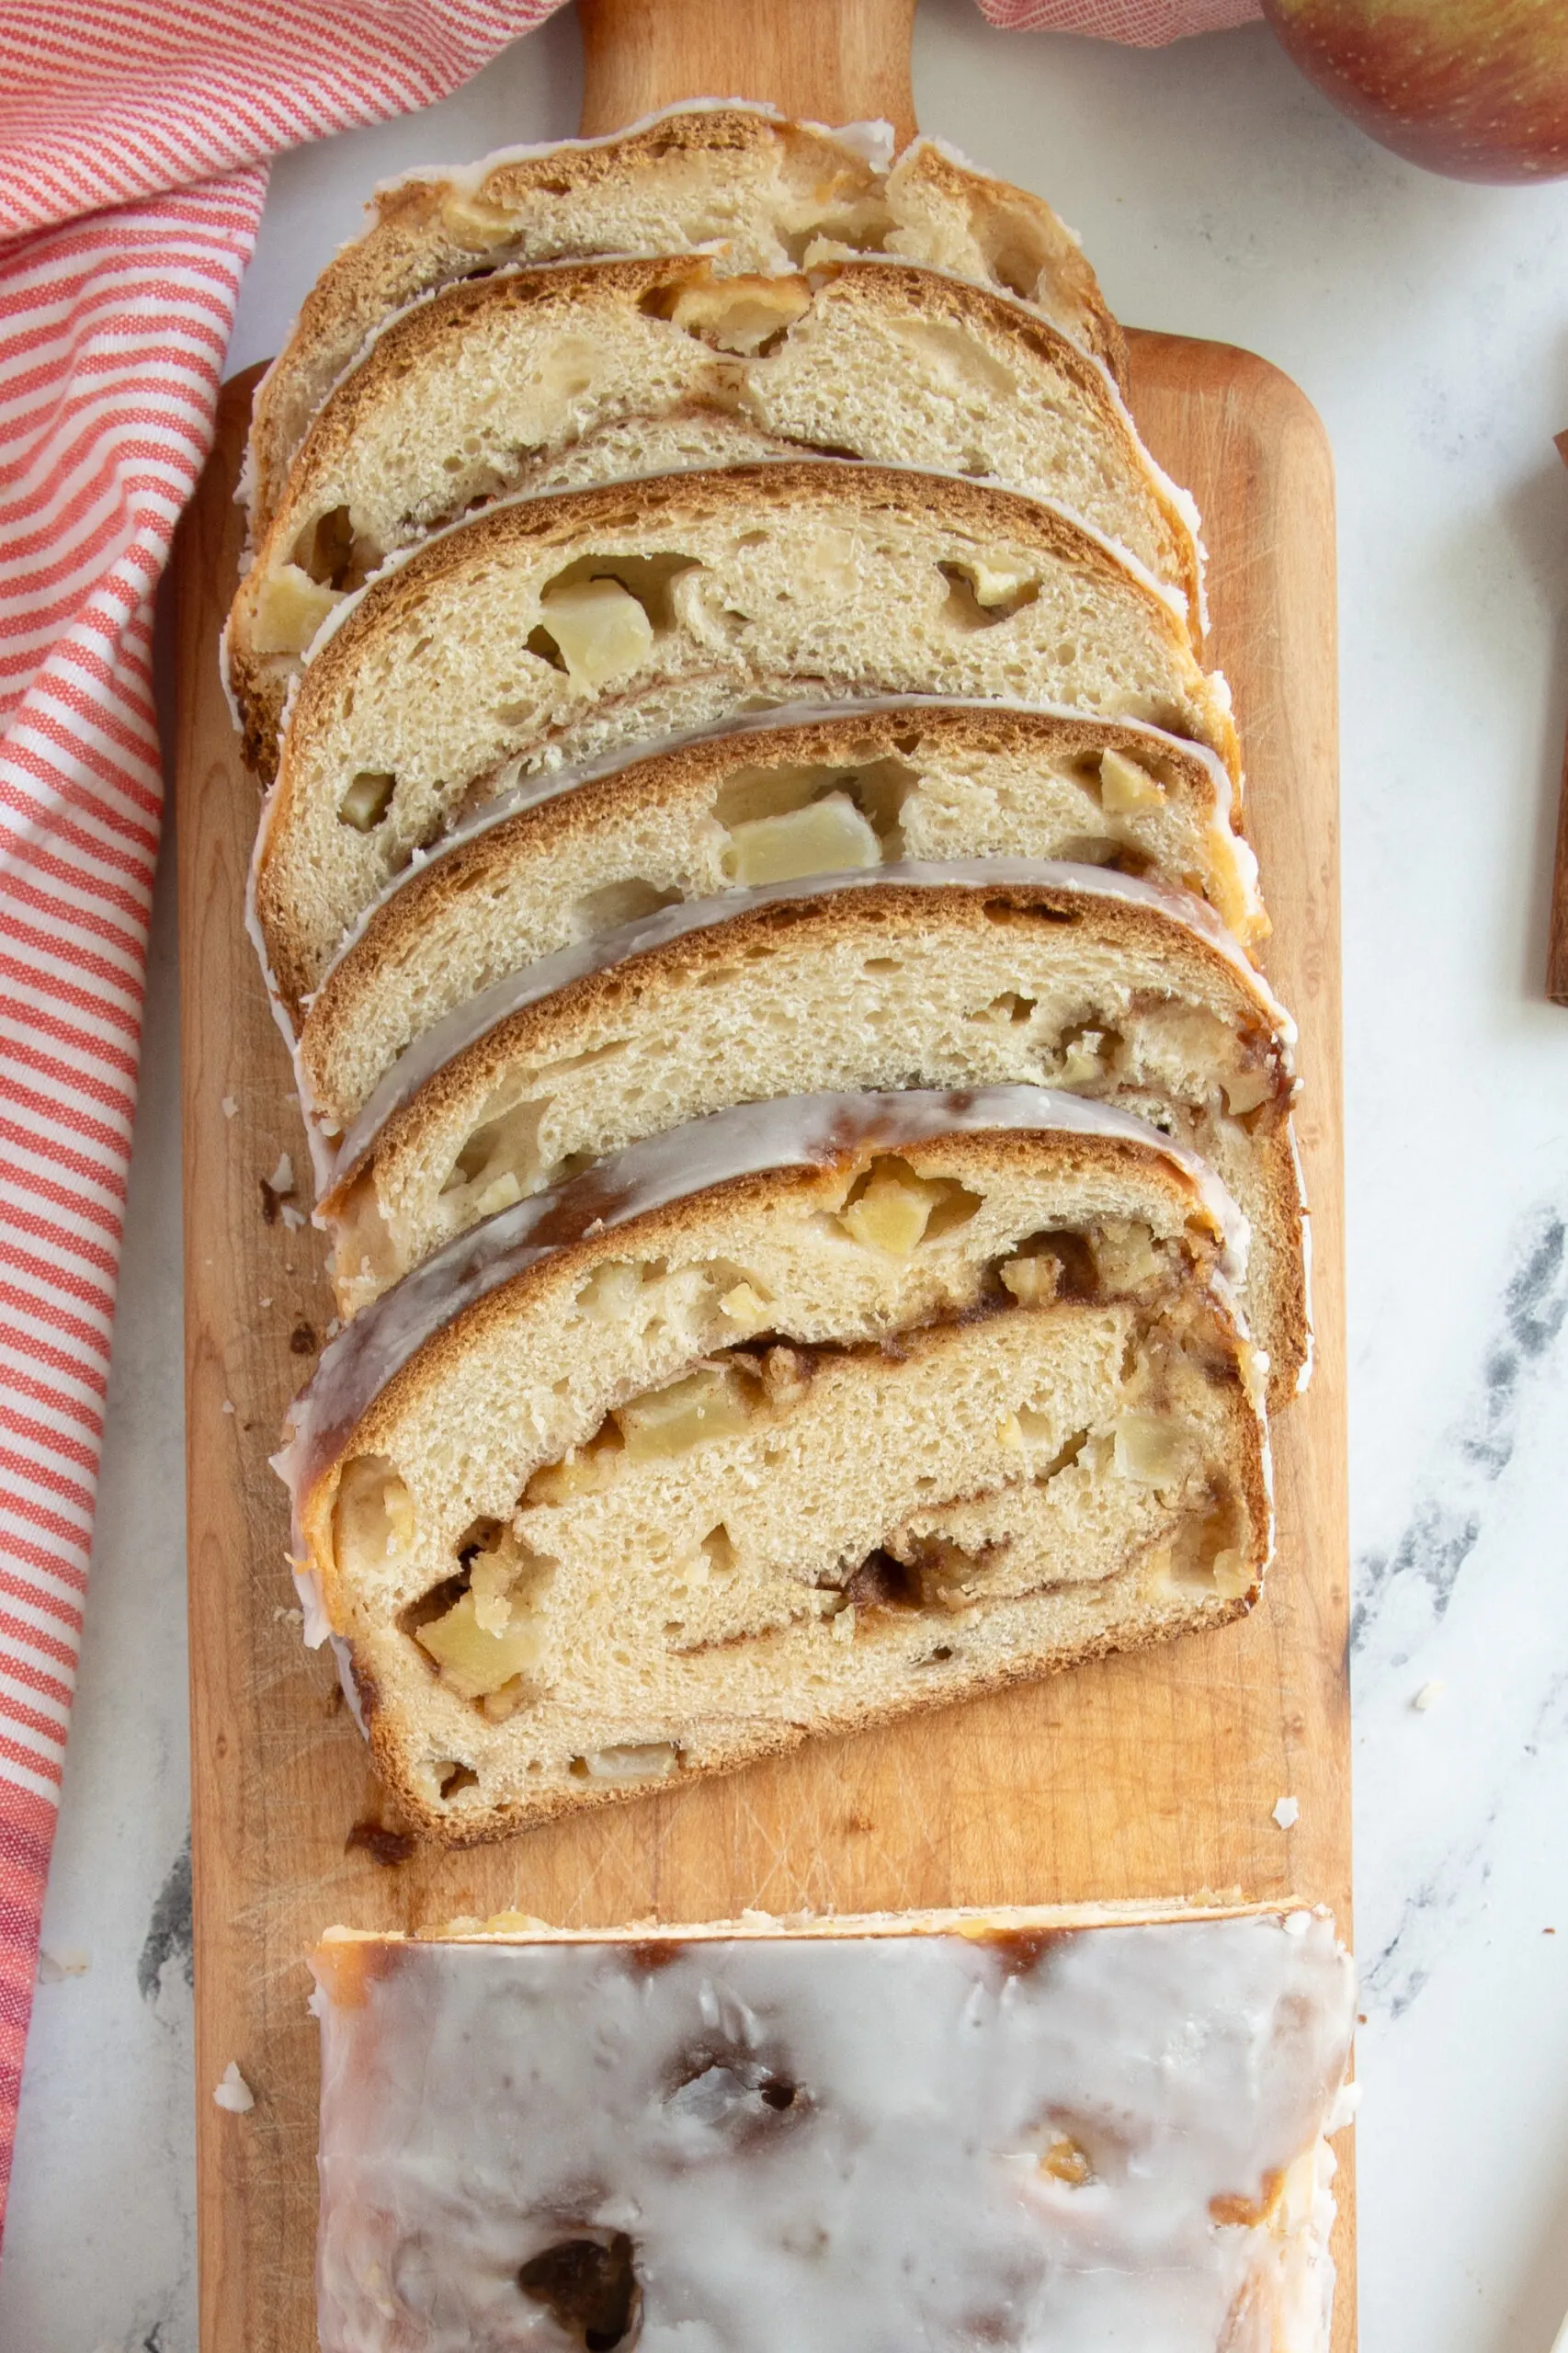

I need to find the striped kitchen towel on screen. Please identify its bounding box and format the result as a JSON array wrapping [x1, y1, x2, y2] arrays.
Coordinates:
[[0, 0, 1259, 2240]]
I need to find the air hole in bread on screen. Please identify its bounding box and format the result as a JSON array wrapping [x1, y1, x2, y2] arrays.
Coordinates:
[[1053, 1023, 1119, 1084], [568, 1744, 680, 1785], [982, 220, 1048, 306], [440, 1091, 552, 1209], [573, 1258, 665, 1323], [938, 559, 1041, 630], [838, 1548, 921, 1612], [437, 1762, 479, 1801], [643, 268, 812, 357], [968, 989, 1038, 1029], [570, 877, 683, 937], [1157, 1485, 1249, 1598], [292, 504, 356, 588], [1023, 1231, 1102, 1303]]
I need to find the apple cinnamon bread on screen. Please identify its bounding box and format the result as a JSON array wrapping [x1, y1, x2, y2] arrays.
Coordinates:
[[311, 1902, 1356, 2353], [245, 104, 1123, 544], [286, 699, 1266, 1105], [248, 460, 1242, 1012], [228, 251, 1201, 754], [278, 1086, 1271, 1844], [312, 862, 1308, 1406]]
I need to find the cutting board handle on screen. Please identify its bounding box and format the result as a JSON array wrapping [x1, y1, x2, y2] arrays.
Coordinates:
[[577, 0, 918, 144]]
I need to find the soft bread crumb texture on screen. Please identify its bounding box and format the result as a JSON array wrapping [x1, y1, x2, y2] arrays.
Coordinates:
[[296, 705, 1265, 1111], [253, 462, 1239, 1009], [322, 875, 1306, 1406], [229, 253, 1199, 750], [246, 109, 1122, 539], [297, 1127, 1268, 1843]]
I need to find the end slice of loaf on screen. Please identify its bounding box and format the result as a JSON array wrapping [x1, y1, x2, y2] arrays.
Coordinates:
[[246, 105, 1123, 540], [229, 252, 1201, 752], [290, 699, 1266, 1099], [313, 862, 1308, 1407], [310, 1902, 1355, 2353], [250, 461, 1241, 1012], [278, 1086, 1270, 1844]]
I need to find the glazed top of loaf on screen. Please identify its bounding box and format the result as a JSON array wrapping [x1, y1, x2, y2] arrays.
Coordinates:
[[311, 1902, 1355, 2353]]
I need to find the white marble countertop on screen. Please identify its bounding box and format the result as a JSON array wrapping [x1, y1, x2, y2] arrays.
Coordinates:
[[6, 4, 1568, 2346]]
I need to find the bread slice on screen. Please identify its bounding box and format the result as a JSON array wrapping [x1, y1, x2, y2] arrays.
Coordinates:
[[229, 252, 1201, 750], [245, 104, 1123, 543], [310, 1901, 1355, 2353], [312, 861, 1308, 1406], [289, 699, 1266, 1104], [278, 1086, 1270, 1844], [250, 461, 1242, 1010]]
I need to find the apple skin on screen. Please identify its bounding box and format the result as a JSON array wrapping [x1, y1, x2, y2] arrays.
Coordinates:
[[1262, 0, 1568, 182]]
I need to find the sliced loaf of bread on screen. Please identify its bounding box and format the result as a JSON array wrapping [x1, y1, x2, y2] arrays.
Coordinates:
[[289, 700, 1265, 1111], [250, 461, 1241, 1011], [312, 863, 1307, 1406], [229, 253, 1200, 748], [246, 106, 1122, 540], [278, 1086, 1270, 1843], [311, 1904, 1355, 2353]]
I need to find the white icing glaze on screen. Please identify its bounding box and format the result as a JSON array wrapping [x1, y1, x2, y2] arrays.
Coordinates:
[[274, 1086, 1256, 1646], [311, 1906, 1356, 2353], [324, 858, 1297, 1193]]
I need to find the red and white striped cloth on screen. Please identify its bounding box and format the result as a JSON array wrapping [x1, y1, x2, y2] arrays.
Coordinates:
[[0, 0, 1258, 2240]]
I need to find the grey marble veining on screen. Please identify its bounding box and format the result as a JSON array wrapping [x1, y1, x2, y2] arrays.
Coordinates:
[[5, 4, 1568, 2347]]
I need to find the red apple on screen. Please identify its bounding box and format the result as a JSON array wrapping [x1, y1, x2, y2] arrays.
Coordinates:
[[1261, 0, 1568, 182]]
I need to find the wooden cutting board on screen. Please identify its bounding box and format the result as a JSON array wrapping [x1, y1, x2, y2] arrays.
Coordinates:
[[172, 4, 1349, 2344]]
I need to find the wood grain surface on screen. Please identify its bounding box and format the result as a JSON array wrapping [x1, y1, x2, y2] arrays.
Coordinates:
[[173, 11, 1349, 2343]]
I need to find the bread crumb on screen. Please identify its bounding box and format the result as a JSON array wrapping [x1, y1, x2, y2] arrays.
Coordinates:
[[280, 1204, 307, 1231], [268, 1152, 294, 1193], [273, 1606, 304, 1627], [221, 1399, 235, 1416], [1412, 1679, 1444, 1711], [214, 2062, 255, 2114], [1272, 1796, 1300, 1830], [38, 1947, 89, 1983], [259, 1295, 273, 1309], [325, 1317, 341, 1339], [221, 1095, 238, 1120]]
